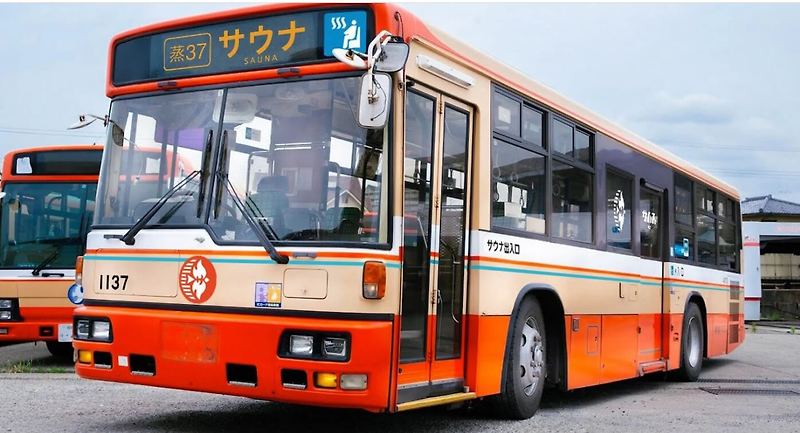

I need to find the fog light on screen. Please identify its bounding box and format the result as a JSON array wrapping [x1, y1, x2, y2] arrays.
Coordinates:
[[315, 372, 338, 389], [0, 299, 11, 309], [76, 319, 91, 340], [0, 311, 10, 320], [289, 335, 314, 356], [78, 350, 93, 364], [92, 321, 111, 341], [0, 328, 7, 335], [341, 374, 368, 390], [322, 337, 347, 359]]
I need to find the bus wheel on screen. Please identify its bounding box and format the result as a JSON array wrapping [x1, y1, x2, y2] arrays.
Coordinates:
[[492, 297, 546, 419], [676, 302, 704, 381], [46, 341, 73, 360]]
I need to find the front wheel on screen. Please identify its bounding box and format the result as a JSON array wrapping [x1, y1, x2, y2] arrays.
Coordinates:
[[676, 302, 704, 381], [491, 297, 546, 419], [46, 341, 73, 360]]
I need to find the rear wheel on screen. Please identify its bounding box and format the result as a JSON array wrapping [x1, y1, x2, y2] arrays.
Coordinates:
[[491, 297, 546, 419], [676, 303, 704, 381], [46, 341, 73, 360]]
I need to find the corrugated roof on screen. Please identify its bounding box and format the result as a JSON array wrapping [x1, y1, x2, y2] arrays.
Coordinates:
[[742, 195, 800, 216]]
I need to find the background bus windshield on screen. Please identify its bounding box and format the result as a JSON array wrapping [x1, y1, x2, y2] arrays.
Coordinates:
[[0, 183, 96, 270], [95, 76, 389, 245]]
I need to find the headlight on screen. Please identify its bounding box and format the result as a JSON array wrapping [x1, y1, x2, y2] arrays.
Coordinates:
[[92, 321, 111, 341], [322, 337, 347, 359], [0, 311, 11, 320], [76, 319, 91, 339], [289, 335, 314, 356], [0, 299, 12, 309], [280, 332, 350, 361]]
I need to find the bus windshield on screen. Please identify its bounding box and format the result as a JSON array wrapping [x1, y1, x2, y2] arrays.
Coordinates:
[[0, 182, 97, 270], [95, 75, 389, 245]]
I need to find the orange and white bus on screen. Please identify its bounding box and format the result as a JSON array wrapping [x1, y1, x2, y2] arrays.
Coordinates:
[[71, 3, 743, 418], [0, 145, 102, 357]]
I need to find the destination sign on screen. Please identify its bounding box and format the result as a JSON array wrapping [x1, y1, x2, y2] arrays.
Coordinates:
[[112, 9, 370, 86]]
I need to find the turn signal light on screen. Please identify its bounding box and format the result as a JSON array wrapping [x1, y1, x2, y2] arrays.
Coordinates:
[[362, 261, 386, 299], [75, 256, 84, 285], [78, 350, 93, 364], [315, 372, 338, 389]]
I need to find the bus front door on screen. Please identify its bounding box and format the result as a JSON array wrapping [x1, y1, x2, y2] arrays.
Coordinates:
[[398, 84, 473, 404]]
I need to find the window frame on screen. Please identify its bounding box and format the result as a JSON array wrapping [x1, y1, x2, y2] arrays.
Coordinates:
[[671, 172, 740, 272], [489, 84, 596, 247]]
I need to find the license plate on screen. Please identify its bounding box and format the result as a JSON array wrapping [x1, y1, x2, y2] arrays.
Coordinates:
[[57, 323, 73, 342]]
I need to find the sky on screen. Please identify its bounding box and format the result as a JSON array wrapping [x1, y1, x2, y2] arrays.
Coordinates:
[[1, 2, 799, 202]]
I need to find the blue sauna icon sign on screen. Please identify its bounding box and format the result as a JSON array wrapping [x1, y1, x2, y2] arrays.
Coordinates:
[[324, 11, 368, 56]]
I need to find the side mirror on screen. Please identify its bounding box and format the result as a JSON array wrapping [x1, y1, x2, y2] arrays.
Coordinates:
[[0, 192, 6, 201], [111, 123, 125, 147], [374, 40, 409, 73], [357, 72, 392, 129]]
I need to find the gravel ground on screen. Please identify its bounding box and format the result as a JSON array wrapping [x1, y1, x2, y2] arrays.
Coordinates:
[[1, 330, 799, 433]]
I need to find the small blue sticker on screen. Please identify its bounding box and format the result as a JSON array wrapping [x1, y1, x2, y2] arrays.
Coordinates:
[[323, 11, 368, 56]]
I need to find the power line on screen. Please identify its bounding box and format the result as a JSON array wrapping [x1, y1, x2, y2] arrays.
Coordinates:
[[661, 142, 799, 153], [0, 127, 103, 139]]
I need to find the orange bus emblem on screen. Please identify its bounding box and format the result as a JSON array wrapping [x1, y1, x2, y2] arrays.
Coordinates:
[[178, 256, 217, 303]]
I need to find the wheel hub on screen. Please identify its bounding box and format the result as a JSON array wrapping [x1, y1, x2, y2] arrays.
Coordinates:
[[519, 317, 544, 396]]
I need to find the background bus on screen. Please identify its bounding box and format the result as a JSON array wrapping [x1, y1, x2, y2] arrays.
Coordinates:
[[72, 3, 743, 418], [0, 145, 102, 357]]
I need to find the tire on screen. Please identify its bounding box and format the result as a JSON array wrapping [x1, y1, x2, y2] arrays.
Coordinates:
[[46, 341, 73, 360], [491, 297, 546, 419], [676, 302, 704, 381]]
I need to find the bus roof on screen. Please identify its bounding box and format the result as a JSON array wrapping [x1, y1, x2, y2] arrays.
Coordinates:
[[2, 144, 102, 182], [108, 3, 738, 199]]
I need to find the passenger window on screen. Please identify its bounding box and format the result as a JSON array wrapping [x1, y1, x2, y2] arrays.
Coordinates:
[[521, 106, 543, 148], [552, 119, 573, 156], [491, 139, 546, 234], [493, 92, 520, 137], [696, 214, 716, 265], [552, 162, 593, 243], [639, 188, 662, 259], [718, 220, 737, 269], [574, 130, 592, 165], [606, 170, 632, 250], [674, 175, 693, 226]]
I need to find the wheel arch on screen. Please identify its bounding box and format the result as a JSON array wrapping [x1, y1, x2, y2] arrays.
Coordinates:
[[499, 283, 567, 394], [684, 291, 708, 357]]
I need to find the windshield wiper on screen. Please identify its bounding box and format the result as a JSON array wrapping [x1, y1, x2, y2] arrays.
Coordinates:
[[224, 177, 289, 264], [32, 248, 59, 276], [118, 170, 200, 245], [220, 176, 289, 265]]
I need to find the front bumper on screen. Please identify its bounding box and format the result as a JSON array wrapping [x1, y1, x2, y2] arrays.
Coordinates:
[[0, 306, 74, 342], [72, 305, 394, 411]]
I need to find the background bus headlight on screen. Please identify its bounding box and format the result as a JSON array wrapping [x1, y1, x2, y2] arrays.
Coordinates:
[[289, 335, 314, 356], [92, 321, 112, 341], [0, 311, 11, 320], [0, 299, 12, 309]]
